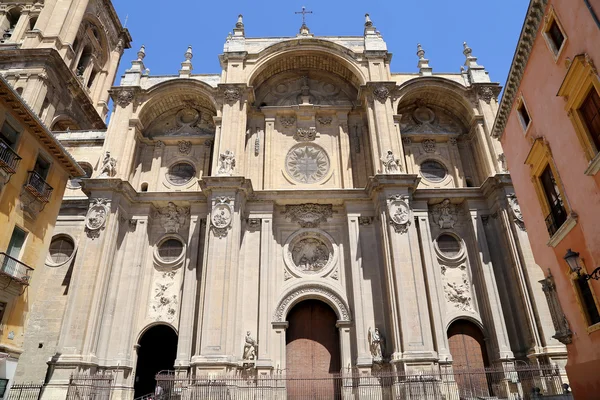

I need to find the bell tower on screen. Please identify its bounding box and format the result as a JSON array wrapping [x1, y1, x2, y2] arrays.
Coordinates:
[[0, 0, 131, 129]]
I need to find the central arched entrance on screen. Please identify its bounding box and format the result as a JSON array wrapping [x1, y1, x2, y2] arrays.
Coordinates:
[[133, 324, 178, 398], [286, 299, 340, 398]]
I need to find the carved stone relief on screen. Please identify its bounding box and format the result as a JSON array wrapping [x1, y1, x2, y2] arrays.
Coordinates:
[[211, 197, 233, 238], [422, 139, 436, 153], [317, 116, 333, 125], [223, 87, 242, 104], [85, 198, 110, 239], [399, 102, 463, 135], [498, 153, 508, 172], [273, 283, 350, 322], [178, 140, 192, 155], [284, 229, 337, 278], [150, 270, 178, 322], [372, 86, 390, 103], [280, 116, 296, 128], [97, 151, 117, 178], [507, 193, 526, 231], [116, 90, 134, 108], [540, 272, 573, 345], [368, 327, 385, 363], [256, 75, 355, 107], [285, 144, 330, 184], [294, 127, 317, 142], [387, 195, 411, 234], [146, 107, 216, 138], [431, 199, 460, 229], [217, 150, 236, 176], [380, 150, 402, 174], [282, 203, 334, 228], [154, 202, 189, 234], [441, 264, 472, 312]]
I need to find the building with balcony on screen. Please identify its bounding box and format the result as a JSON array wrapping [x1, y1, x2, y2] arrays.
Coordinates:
[[494, 0, 600, 397], [0, 75, 84, 396]]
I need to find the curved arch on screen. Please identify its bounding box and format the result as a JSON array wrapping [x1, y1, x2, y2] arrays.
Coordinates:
[[396, 77, 475, 128], [51, 114, 80, 131], [135, 321, 178, 344], [138, 79, 218, 129], [248, 39, 367, 90], [78, 15, 110, 65], [446, 316, 486, 338], [273, 283, 351, 323]]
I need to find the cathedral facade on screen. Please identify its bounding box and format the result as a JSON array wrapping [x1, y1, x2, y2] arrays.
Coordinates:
[[4, 2, 569, 398]]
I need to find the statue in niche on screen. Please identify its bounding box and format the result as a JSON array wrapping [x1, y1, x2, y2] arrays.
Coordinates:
[[432, 199, 458, 229], [217, 150, 236, 175], [368, 327, 385, 363], [380, 150, 401, 174], [243, 331, 258, 362], [291, 237, 330, 273], [98, 151, 117, 178]]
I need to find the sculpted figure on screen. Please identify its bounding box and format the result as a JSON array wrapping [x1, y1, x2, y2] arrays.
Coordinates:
[[218, 150, 236, 175], [381, 150, 401, 174], [243, 331, 257, 361], [368, 327, 385, 363], [98, 151, 117, 178]]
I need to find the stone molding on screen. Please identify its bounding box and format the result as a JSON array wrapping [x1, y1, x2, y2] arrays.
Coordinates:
[[273, 283, 351, 322], [540, 272, 573, 345]]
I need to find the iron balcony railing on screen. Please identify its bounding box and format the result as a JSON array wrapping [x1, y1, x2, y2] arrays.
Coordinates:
[[23, 170, 53, 203], [545, 199, 567, 237], [0, 138, 22, 176], [0, 252, 33, 285]]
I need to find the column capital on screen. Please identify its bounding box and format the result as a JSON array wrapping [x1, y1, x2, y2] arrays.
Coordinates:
[[217, 83, 253, 106]]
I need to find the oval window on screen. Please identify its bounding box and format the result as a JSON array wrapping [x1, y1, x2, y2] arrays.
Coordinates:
[[420, 160, 447, 182], [166, 162, 195, 185], [49, 236, 75, 264], [158, 239, 184, 262], [437, 234, 461, 257]]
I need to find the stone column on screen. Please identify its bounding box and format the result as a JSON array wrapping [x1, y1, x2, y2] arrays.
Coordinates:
[[256, 213, 274, 371], [151, 141, 164, 191], [338, 322, 352, 372], [262, 114, 275, 189], [9, 10, 30, 43], [215, 84, 249, 177], [272, 322, 288, 373], [102, 88, 137, 178], [193, 177, 253, 373], [337, 112, 353, 188]]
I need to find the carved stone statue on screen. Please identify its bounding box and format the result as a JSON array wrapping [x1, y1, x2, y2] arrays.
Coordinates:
[[217, 150, 236, 176], [243, 331, 258, 361], [380, 150, 401, 174], [432, 199, 458, 229], [98, 151, 117, 178], [368, 327, 385, 363]]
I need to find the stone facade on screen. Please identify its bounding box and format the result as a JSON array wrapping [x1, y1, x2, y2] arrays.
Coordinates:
[[6, 8, 568, 400]]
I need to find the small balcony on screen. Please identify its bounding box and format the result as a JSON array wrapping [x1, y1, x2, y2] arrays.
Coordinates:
[[545, 200, 567, 237], [0, 138, 22, 176], [0, 252, 33, 285], [23, 170, 53, 203]]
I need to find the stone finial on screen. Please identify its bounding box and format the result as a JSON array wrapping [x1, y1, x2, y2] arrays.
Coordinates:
[[462, 41, 490, 83], [184, 45, 193, 61], [233, 13, 245, 37], [365, 13, 373, 27], [236, 14, 244, 28], [463, 41, 479, 67], [462, 41, 472, 58], [417, 43, 432, 76], [179, 45, 193, 77], [137, 45, 146, 61]]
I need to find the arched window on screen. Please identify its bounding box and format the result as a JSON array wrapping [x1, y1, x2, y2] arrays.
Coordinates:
[[28, 16, 38, 31], [1, 7, 21, 42]]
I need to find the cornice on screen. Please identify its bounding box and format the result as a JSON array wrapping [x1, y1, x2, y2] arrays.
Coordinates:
[[492, 0, 548, 139]]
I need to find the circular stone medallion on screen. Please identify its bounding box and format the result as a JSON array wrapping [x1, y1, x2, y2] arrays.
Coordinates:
[[211, 204, 232, 229], [285, 144, 330, 184], [283, 229, 338, 278], [86, 203, 108, 230]]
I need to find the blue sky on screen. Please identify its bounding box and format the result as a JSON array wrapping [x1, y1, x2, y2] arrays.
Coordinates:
[[112, 0, 528, 86]]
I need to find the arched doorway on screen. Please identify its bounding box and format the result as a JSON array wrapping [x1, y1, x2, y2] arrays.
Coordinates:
[[447, 319, 490, 397], [133, 325, 178, 398], [286, 300, 340, 398]]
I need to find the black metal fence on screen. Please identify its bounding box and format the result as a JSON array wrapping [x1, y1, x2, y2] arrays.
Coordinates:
[[6, 383, 43, 400], [155, 363, 570, 400], [65, 373, 114, 400]]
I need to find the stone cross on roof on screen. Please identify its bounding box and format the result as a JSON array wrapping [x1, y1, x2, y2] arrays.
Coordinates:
[[295, 6, 313, 27]]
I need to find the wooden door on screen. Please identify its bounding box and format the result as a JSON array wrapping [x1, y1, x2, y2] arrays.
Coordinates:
[[448, 320, 490, 397]]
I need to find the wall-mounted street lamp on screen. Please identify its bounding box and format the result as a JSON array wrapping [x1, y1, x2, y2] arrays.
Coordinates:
[[564, 249, 600, 281]]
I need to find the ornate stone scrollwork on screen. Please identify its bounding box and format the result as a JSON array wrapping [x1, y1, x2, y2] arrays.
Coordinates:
[[422, 139, 436, 153], [478, 86, 499, 104], [98, 151, 117, 178], [85, 198, 110, 239], [178, 140, 192, 155], [294, 127, 317, 142], [223, 87, 242, 104], [150, 271, 178, 322], [368, 327, 385, 364], [211, 197, 233, 238], [358, 216, 374, 226], [273, 283, 351, 322], [444, 273, 472, 312], [217, 150, 236, 176], [431, 199, 459, 229], [507, 193, 526, 231], [387, 194, 411, 234], [380, 150, 402, 174], [540, 272, 573, 345], [154, 202, 190, 234], [285, 144, 330, 184], [116, 90, 134, 108], [284, 230, 335, 276], [282, 203, 334, 228], [372, 85, 390, 103], [317, 116, 333, 125], [280, 116, 296, 128], [498, 153, 508, 172]]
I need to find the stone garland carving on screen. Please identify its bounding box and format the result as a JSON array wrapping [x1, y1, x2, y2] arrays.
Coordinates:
[[431, 199, 459, 229], [98, 151, 117, 178], [151, 271, 178, 322], [317, 116, 333, 125], [280, 116, 296, 128], [498, 153, 508, 172], [372, 86, 390, 103], [368, 327, 385, 363], [507, 193, 526, 231], [178, 140, 192, 155], [282, 203, 334, 228], [285, 144, 330, 184], [540, 272, 573, 345], [85, 198, 110, 239], [273, 284, 351, 322], [380, 150, 402, 174], [223, 87, 242, 104], [422, 139, 436, 153], [388, 195, 411, 234], [154, 202, 190, 234], [294, 127, 317, 142], [211, 197, 233, 238], [116, 90, 134, 108], [217, 150, 236, 176], [242, 331, 258, 366]]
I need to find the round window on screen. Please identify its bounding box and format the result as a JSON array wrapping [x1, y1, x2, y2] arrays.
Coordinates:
[[158, 239, 184, 262], [167, 162, 195, 185], [420, 160, 447, 182], [49, 236, 75, 264], [437, 234, 461, 257]]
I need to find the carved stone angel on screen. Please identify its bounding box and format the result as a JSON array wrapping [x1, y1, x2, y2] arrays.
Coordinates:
[[98, 151, 117, 178], [368, 327, 385, 363], [380, 150, 401, 174], [218, 150, 236, 176], [155, 202, 189, 234]]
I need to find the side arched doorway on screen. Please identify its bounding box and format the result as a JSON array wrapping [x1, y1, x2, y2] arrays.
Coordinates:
[[133, 325, 178, 398], [447, 319, 490, 397], [286, 300, 341, 398]]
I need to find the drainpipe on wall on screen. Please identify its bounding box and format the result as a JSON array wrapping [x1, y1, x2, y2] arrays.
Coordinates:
[[584, 0, 600, 30]]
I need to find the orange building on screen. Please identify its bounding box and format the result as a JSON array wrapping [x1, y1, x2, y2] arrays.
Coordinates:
[[494, 0, 600, 397]]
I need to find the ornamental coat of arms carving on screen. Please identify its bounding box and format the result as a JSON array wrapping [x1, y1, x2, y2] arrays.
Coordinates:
[[387, 195, 411, 234], [154, 202, 190, 234], [211, 197, 233, 238], [85, 198, 110, 238]]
